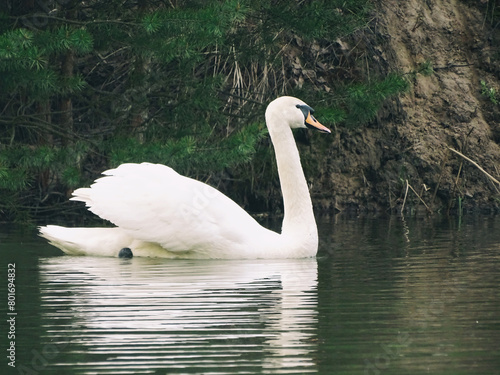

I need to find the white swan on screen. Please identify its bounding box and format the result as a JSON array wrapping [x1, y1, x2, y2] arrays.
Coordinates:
[[39, 96, 330, 259]]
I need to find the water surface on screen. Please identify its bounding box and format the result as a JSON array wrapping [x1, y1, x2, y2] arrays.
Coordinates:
[[1, 215, 499, 374]]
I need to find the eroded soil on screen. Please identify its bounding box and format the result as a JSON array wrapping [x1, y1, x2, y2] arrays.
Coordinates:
[[315, 0, 500, 214]]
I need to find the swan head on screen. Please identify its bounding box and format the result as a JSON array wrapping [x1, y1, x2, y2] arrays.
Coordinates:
[[266, 96, 331, 134]]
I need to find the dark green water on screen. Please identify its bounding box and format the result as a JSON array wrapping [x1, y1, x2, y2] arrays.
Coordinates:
[[1, 215, 499, 374]]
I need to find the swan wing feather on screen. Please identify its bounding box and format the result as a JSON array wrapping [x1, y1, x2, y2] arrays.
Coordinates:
[[71, 163, 268, 253]]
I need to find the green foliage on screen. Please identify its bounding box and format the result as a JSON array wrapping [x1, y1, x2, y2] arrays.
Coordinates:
[[0, 143, 89, 221], [0, 0, 405, 222], [480, 80, 498, 105], [295, 74, 409, 127], [37, 26, 94, 55], [136, 1, 248, 62], [257, 0, 370, 41], [106, 122, 266, 172], [0, 27, 91, 97], [344, 74, 409, 126], [417, 60, 434, 77]]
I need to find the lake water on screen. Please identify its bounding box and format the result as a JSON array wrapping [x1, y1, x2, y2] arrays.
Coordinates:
[[1, 215, 499, 375]]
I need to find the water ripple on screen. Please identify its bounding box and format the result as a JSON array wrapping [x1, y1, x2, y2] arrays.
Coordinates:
[[39, 257, 318, 374]]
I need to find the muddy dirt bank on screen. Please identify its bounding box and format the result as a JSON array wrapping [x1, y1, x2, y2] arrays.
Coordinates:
[[314, 0, 500, 214]]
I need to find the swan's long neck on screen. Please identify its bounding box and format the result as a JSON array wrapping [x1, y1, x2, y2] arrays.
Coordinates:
[[266, 111, 318, 249]]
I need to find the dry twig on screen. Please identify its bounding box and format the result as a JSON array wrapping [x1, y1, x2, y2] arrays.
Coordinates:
[[401, 179, 409, 215], [407, 182, 432, 213], [448, 147, 500, 187]]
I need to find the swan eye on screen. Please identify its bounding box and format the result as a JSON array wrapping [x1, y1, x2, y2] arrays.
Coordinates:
[[296, 104, 315, 120]]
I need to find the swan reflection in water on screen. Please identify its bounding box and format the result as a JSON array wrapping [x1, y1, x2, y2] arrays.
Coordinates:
[[39, 256, 318, 373]]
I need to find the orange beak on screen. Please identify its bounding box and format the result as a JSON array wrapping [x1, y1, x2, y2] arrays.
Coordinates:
[[305, 112, 331, 134]]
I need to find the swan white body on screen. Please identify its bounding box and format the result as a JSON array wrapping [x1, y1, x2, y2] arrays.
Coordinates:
[[40, 96, 330, 259]]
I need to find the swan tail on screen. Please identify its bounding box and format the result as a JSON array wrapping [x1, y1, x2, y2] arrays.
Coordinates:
[[39, 225, 131, 257]]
